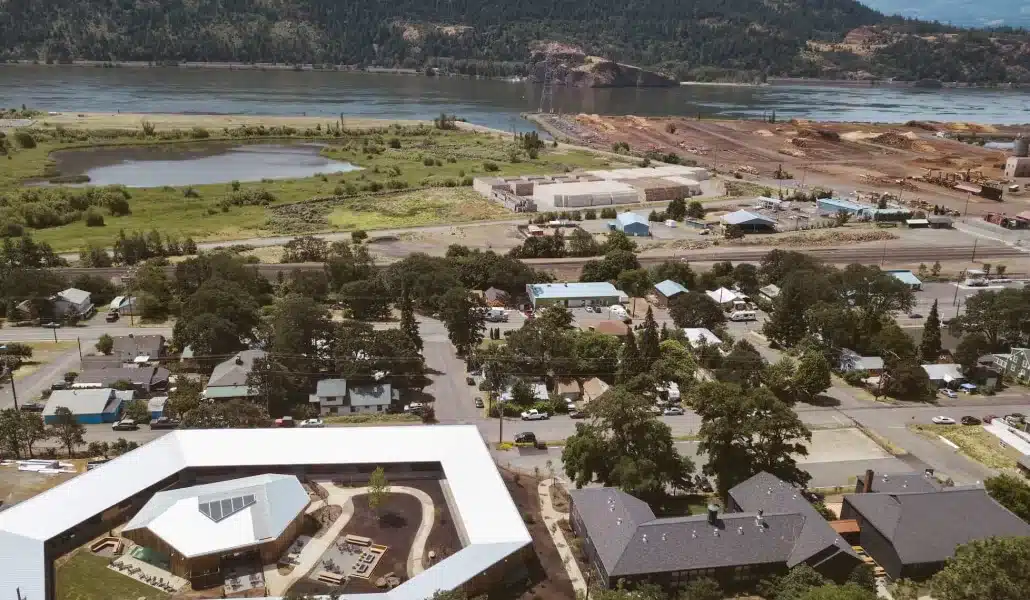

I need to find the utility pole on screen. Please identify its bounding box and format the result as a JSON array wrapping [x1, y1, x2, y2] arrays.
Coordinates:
[[971, 238, 978, 262], [952, 279, 960, 307], [880, 240, 888, 266], [963, 192, 971, 216], [4, 366, 18, 410], [52, 326, 58, 343], [77, 337, 82, 360]]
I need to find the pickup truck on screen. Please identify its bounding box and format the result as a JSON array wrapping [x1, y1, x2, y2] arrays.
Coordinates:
[[149, 417, 180, 430], [520, 409, 549, 421]]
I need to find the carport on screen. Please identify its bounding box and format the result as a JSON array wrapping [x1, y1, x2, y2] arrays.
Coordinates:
[[721, 209, 777, 232]]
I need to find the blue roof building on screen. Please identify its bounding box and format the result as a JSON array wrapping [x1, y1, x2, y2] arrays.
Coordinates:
[[526, 282, 627, 309], [817, 198, 873, 216], [654, 280, 688, 306], [610, 212, 650, 237], [887, 269, 922, 290]]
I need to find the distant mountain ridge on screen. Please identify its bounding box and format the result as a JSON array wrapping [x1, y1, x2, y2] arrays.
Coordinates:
[[1, 0, 1029, 83], [860, 0, 1030, 28]]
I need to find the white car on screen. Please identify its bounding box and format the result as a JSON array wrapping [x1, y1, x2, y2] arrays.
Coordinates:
[[931, 416, 956, 425], [663, 407, 685, 416], [940, 389, 958, 399], [520, 409, 550, 421], [299, 418, 325, 428], [404, 403, 424, 414]]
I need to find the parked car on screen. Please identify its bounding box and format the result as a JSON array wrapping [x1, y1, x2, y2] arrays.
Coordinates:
[[569, 410, 587, 419], [940, 389, 958, 399], [274, 416, 296, 428], [520, 409, 549, 421], [404, 402, 424, 414], [931, 416, 956, 425], [149, 417, 180, 430], [299, 418, 325, 428], [907, 313, 923, 319], [18, 402, 45, 412], [584, 306, 596, 313], [960, 416, 982, 426], [663, 406, 685, 416], [466, 376, 476, 385], [474, 397, 484, 409], [42, 322, 61, 329], [105, 311, 120, 323], [514, 431, 546, 449], [111, 419, 138, 431], [1007, 413, 1026, 424]]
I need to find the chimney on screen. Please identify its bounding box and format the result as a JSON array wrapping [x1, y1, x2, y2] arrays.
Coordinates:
[[706, 503, 719, 526], [863, 469, 874, 493]]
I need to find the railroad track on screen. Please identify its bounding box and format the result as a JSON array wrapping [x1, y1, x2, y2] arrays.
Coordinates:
[[52, 244, 1025, 280]]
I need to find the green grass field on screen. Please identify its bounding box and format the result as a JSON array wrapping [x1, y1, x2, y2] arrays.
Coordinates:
[[1, 124, 627, 252], [55, 551, 168, 600]]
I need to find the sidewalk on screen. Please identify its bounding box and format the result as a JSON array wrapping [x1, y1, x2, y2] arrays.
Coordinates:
[[536, 478, 586, 595]]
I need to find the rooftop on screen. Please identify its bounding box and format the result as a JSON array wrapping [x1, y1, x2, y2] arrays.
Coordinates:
[[111, 334, 164, 360], [43, 388, 117, 417], [616, 212, 650, 226], [706, 287, 739, 303], [207, 349, 267, 388], [349, 383, 393, 406], [855, 471, 942, 494], [655, 280, 688, 298], [315, 378, 347, 397], [122, 474, 309, 558], [76, 366, 170, 388], [527, 282, 625, 300], [921, 363, 964, 382], [58, 287, 91, 305], [887, 270, 922, 287], [683, 328, 722, 346], [818, 197, 872, 211], [721, 210, 777, 226], [0, 425, 530, 600]]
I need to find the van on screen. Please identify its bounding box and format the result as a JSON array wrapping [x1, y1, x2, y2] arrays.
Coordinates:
[[608, 305, 628, 317], [729, 310, 757, 322], [485, 308, 508, 322]]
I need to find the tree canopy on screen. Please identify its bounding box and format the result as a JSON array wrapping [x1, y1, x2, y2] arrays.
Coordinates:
[[930, 537, 1030, 600]]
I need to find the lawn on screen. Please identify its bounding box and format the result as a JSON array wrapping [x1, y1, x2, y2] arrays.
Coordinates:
[[55, 551, 168, 600], [2, 123, 629, 252], [11, 341, 78, 381], [911, 424, 1021, 470]]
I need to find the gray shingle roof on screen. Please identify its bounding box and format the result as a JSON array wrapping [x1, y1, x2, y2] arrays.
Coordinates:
[[111, 334, 164, 359], [58, 288, 91, 306], [43, 388, 118, 417], [315, 378, 347, 397], [349, 383, 392, 407], [76, 366, 170, 388], [569, 488, 656, 574], [844, 487, 1030, 565], [207, 350, 267, 388], [855, 471, 943, 494]]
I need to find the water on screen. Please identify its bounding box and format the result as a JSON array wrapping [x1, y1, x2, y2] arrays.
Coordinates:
[[50, 142, 359, 187], [1, 66, 1029, 130]]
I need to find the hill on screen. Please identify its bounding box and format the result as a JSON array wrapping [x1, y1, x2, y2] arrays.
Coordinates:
[[1, 0, 1028, 84], [859, 1, 1030, 29]]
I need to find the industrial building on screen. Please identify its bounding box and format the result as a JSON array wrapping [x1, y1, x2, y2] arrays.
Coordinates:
[[611, 212, 651, 236], [816, 198, 873, 216], [721, 210, 777, 232], [1005, 157, 1030, 178], [526, 282, 627, 309], [42, 388, 122, 424], [534, 180, 639, 208], [586, 166, 710, 181], [625, 177, 696, 202], [887, 269, 922, 290]]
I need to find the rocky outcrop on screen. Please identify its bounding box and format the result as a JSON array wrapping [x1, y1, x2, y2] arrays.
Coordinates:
[[529, 43, 677, 88]]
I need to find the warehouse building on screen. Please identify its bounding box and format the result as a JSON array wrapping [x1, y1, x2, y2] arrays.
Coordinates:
[[817, 198, 873, 216], [661, 176, 704, 196], [527, 282, 627, 309], [533, 180, 640, 208], [624, 177, 694, 202], [887, 269, 922, 290], [43, 388, 122, 424], [611, 212, 651, 236], [1005, 157, 1030, 178], [721, 210, 777, 232], [586, 166, 710, 182]]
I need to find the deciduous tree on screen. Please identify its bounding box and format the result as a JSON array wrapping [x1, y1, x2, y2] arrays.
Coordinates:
[[123, 399, 150, 423], [95, 333, 114, 355], [48, 406, 86, 457], [669, 291, 725, 330], [367, 465, 390, 522], [399, 285, 422, 354], [439, 287, 486, 356], [985, 474, 1030, 522], [794, 350, 831, 404], [930, 537, 1030, 600]]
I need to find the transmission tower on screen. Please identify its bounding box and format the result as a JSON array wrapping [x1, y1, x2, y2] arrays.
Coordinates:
[[538, 56, 556, 114]]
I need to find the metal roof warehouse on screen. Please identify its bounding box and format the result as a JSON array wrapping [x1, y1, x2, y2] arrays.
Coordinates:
[[527, 282, 627, 308]]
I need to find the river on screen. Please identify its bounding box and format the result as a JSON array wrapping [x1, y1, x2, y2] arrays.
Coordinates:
[[2, 66, 1029, 130]]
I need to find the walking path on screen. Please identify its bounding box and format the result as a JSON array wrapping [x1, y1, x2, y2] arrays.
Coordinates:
[[263, 482, 435, 595], [536, 478, 586, 595]]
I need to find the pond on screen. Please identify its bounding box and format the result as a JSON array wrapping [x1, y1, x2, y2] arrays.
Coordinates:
[[49, 142, 360, 187]]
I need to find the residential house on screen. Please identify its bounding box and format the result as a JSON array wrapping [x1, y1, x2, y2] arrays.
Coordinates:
[[721, 210, 776, 232], [554, 381, 581, 403], [570, 472, 860, 592], [43, 388, 122, 424], [501, 382, 549, 404], [527, 282, 627, 309], [993, 348, 1030, 381], [611, 212, 650, 237], [759, 284, 780, 303], [581, 378, 610, 405], [148, 396, 168, 420], [54, 288, 95, 318], [921, 363, 965, 388], [346, 383, 397, 414], [110, 334, 164, 363], [109, 295, 138, 316], [839, 349, 885, 375], [887, 270, 923, 291], [484, 287, 509, 307], [308, 379, 348, 416], [75, 366, 170, 393], [706, 288, 739, 307], [204, 350, 267, 400], [841, 473, 1030, 580], [683, 328, 722, 348], [654, 280, 688, 307]]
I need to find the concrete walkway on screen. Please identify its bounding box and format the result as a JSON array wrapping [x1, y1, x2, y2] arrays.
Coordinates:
[[536, 478, 586, 595], [263, 482, 436, 595]]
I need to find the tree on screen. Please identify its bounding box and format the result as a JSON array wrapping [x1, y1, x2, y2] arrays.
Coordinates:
[[759, 564, 829, 600], [680, 578, 722, 600], [616, 268, 651, 316], [165, 377, 203, 419], [179, 400, 270, 428], [78, 244, 113, 268], [985, 474, 1030, 522], [95, 333, 114, 355], [794, 351, 831, 404], [48, 406, 86, 457], [638, 307, 661, 368], [0, 409, 25, 459], [439, 287, 486, 356], [686, 200, 705, 219], [20, 412, 47, 458], [71, 274, 119, 305], [883, 357, 931, 401], [889, 579, 920, 600], [111, 379, 135, 391], [764, 271, 836, 347], [601, 231, 637, 254], [87, 441, 109, 459], [123, 399, 150, 423], [733, 263, 761, 295], [930, 537, 1030, 600], [399, 286, 422, 354], [955, 333, 990, 376], [562, 388, 694, 504], [920, 299, 942, 362], [669, 292, 725, 329], [338, 278, 391, 320], [567, 228, 601, 257], [648, 260, 695, 290], [846, 564, 876, 594], [367, 465, 391, 522], [693, 382, 811, 499], [173, 279, 260, 364], [715, 339, 766, 389], [580, 250, 640, 283], [797, 585, 877, 600], [618, 329, 643, 382]]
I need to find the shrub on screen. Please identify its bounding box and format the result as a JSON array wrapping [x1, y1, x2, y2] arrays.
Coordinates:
[[584, 209, 597, 220], [442, 178, 458, 187], [183, 187, 201, 198], [230, 180, 241, 191], [388, 137, 401, 149], [423, 157, 435, 166], [352, 230, 368, 243], [333, 185, 345, 195], [385, 179, 407, 190], [460, 176, 473, 186], [12, 131, 36, 149], [189, 126, 210, 139], [84, 209, 105, 227], [483, 161, 499, 172], [600, 207, 617, 219]]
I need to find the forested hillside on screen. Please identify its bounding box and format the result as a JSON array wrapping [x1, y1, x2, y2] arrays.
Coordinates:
[[1, 0, 1028, 83]]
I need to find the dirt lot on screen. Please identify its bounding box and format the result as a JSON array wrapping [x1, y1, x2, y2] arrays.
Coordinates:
[[534, 113, 1029, 217], [0, 461, 82, 508]]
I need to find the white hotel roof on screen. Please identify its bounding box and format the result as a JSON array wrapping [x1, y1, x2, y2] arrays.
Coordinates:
[[0, 425, 531, 600]]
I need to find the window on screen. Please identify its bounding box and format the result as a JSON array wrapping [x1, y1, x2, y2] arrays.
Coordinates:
[[329, 407, 337, 415], [377, 405, 383, 412], [351, 406, 357, 413]]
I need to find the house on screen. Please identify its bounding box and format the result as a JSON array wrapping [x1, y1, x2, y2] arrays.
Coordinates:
[[554, 380, 581, 402], [54, 288, 95, 319], [992, 348, 1030, 381], [570, 472, 860, 592], [706, 287, 739, 306], [581, 378, 610, 405], [853, 469, 942, 495], [204, 350, 267, 400], [683, 328, 722, 348], [75, 366, 170, 393], [585, 320, 631, 336], [654, 280, 688, 307], [484, 287, 509, 307], [148, 396, 168, 420], [839, 349, 885, 375], [501, 382, 549, 403], [757, 196, 786, 211], [526, 282, 627, 309], [110, 334, 165, 363], [43, 388, 122, 424], [611, 212, 651, 237], [346, 383, 397, 414], [841, 473, 1030, 580], [887, 270, 922, 290], [759, 284, 780, 302], [921, 363, 965, 388], [308, 378, 348, 415], [721, 210, 776, 232], [109, 295, 138, 316]]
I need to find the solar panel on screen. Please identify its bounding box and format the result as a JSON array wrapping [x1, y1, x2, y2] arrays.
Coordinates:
[[199, 493, 258, 522], [221, 499, 232, 515], [231, 496, 244, 512], [210, 501, 223, 521], [199, 503, 212, 519]]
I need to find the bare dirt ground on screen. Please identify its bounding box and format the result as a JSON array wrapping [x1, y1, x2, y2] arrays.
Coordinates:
[[31, 112, 426, 132], [533, 114, 1029, 217]]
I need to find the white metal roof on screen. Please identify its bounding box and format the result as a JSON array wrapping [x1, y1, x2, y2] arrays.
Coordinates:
[[706, 288, 739, 303], [683, 328, 722, 346], [42, 388, 117, 417], [0, 425, 530, 600], [527, 282, 625, 300], [57, 288, 91, 306]]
